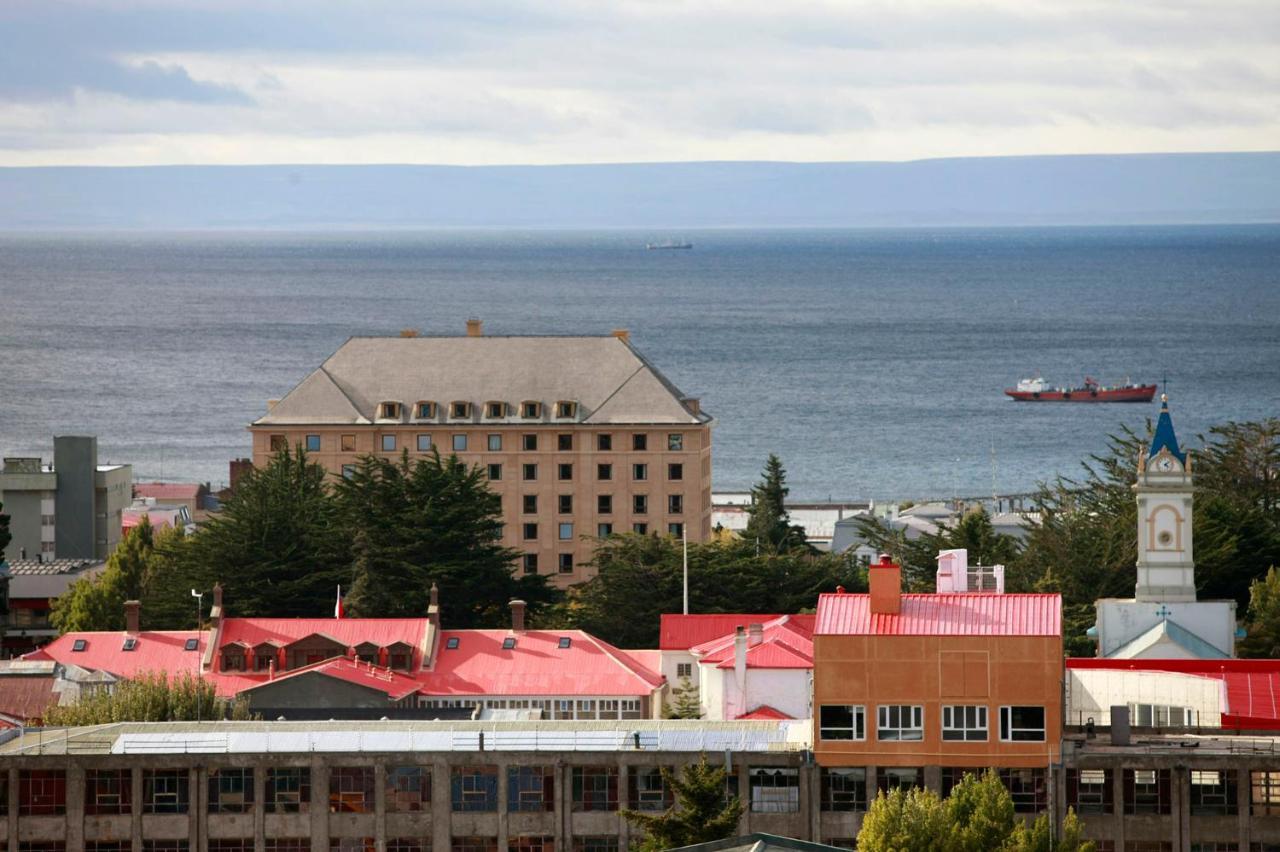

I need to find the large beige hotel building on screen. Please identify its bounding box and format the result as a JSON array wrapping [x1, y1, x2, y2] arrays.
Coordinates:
[[249, 321, 712, 584]]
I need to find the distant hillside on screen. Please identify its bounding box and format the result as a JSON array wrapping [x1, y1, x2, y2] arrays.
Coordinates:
[[2, 152, 1277, 229]]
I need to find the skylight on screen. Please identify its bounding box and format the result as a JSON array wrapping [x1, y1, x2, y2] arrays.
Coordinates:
[[184, 638, 199, 651], [122, 637, 137, 651], [502, 637, 516, 650], [446, 637, 460, 650], [72, 639, 87, 652], [558, 637, 572, 649]]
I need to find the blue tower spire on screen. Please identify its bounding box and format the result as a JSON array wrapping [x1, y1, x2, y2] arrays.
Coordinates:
[[1148, 394, 1186, 464]]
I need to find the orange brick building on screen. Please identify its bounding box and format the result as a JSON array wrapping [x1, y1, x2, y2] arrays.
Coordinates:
[[248, 322, 712, 585]]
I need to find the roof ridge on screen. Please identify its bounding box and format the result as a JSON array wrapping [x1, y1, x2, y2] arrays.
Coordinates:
[[587, 633, 666, 688]]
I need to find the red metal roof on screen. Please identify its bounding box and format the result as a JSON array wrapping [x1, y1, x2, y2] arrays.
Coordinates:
[[815, 593, 1062, 636], [660, 614, 815, 650], [239, 657, 423, 701], [32, 631, 209, 678], [134, 483, 202, 501], [690, 615, 815, 670], [737, 705, 793, 720], [0, 676, 57, 725], [214, 618, 431, 670], [1067, 658, 1280, 730]]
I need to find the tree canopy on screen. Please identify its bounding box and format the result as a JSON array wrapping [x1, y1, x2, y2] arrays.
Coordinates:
[[620, 755, 742, 851], [51, 516, 177, 633], [742, 454, 811, 553], [43, 671, 252, 725]]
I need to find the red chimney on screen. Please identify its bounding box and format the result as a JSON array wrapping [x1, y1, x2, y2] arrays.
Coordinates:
[[869, 554, 902, 615], [124, 600, 141, 635]]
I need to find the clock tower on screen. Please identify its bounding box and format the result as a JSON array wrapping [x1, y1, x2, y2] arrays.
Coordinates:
[[1134, 395, 1196, 602]]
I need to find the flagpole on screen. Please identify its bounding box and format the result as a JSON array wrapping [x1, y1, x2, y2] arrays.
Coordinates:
[[682, 525, 689, 615]]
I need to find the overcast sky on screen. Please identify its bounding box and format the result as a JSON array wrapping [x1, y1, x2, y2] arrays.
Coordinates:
[[1, 0, 1277, 167]]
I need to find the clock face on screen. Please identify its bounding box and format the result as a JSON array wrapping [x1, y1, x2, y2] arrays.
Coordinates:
[[1153, 455, 1176, 472]]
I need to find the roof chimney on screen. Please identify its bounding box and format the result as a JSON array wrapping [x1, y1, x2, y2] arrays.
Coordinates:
[[747, 622, 764, 647], [466, 318, 483, 337], [612, 328, 630, 344], [124, 600, 141, 635], [869, 554, 902, 615], [210, 582, 224, 631], [733, 626, 748, 693], [509, 599, 527, 632], [428, 582, 440, 629]]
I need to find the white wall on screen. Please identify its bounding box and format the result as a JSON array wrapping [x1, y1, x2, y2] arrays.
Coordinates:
[[1096, 599, 1237, 658], [1066, 668, 1223, 727], [700, 662, 812, 721]]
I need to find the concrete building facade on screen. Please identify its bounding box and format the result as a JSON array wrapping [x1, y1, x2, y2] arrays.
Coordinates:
[[248, 324, 713, 585]]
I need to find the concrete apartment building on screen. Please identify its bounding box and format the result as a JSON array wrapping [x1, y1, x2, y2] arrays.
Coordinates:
[[249, 322, 712, 584], [0, 437, 132, 563]]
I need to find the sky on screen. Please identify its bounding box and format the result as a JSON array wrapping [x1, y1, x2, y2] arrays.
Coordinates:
[[1, 0, 1277, 167]]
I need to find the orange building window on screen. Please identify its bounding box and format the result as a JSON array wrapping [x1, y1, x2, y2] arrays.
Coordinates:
[[819, 705, 865, 741], [876, 705, 923, 741], [941, 705, 988, 741], [998, 706, 1045, 742]]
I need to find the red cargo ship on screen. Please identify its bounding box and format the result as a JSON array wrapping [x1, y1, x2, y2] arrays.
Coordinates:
[[1005, 376, 1157, 403]]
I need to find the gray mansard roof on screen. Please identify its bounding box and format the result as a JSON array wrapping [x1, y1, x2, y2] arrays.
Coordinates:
[[253, 335, 710, 428]]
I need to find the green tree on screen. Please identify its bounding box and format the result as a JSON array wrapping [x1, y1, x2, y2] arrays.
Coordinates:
[[853, 506, 1023, 593], [43, 671, 253, 725], [945, 770, 1017, 852], [856, 786, 952, 852], [663, 676, 702, 719], [0, 498, 11, 559], [51, 516, 157, 633], [620, 755, 741, 851], [1239, 566, 1280, 658], [742, 454, 810, 553]]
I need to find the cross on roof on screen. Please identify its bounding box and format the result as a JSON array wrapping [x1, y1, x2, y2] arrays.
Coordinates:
[[1155, 605, 1172, 620]]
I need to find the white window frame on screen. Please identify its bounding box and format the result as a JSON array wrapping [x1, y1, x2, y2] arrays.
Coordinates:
[[819, 705, 866, 741], [942, 705, 988, 741], [876, 705, 923, 741], [676, 663, 693, 679], [999, 705, 1046, 742]]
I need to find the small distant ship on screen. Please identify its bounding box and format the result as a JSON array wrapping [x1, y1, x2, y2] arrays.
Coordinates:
[[1004, 376, 1158, 403], [646, 241, 693, 250]]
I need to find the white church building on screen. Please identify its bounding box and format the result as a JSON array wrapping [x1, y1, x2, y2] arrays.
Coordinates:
[[1090, 396, 1240, 659]]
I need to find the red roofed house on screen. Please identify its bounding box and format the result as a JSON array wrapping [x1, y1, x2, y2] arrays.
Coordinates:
[[687, 615, 814, 721], [813, 550, 1062, 829]]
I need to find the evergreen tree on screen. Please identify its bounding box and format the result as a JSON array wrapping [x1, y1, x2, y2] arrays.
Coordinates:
[[0, 498, 11, 559], [620, 755, 741, 851], [663, 676, 703, 719], [856, 786, 952, 852], [1239, 566, 1280, 658], [742, 454, 810, 553], [944, 770, 1016, 852], [853, 506, 1023, 593], [51, 516, 156, 633]]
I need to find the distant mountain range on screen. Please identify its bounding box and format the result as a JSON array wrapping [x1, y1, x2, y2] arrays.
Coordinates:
[[2, 152, 1277, 229]]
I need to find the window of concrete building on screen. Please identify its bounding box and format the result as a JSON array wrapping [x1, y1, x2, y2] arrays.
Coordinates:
[[451, 402, 472, 419], [632, 433, 647, 451], [522, 433, 538, 450], [572, 767, 619, 811], [1253, 771, 1280, 815], [208, 841, 253, 852], [875, 767, 922, 796], [264, 840, 310, 852], [523, 463, 538, 481], [826, 841, 858, 851], [327, 767, 373, 813], [573, 839, 619, 852], [556, 401, 577, 419], [451, 839, 497, 852], [19, 844, 66, 852], [266, 767, 311, 813], [668, 494, 683, 514], [555, 494, 572, 514], [509, 838, 553, 852], [597, 434, 612, 451], [939, 768, 986, 798], [628, 767, 673, 812], [1124, 769, 1172, 815], [1000, 768, 1047, 813], [633, 523, 648, 534], [86, 843, 130, 852], [382, 434, 397, 452], [877, 705, 923, 741], [558, 554, 573, 573], [487, 463, 502, 480], [486, 434, 502, 451], [522, 494, 537, 513], [749, 767, 799, 813], [305, 434, 321, 451], [821, 767, 867, 812], [452, 434, 467, 452], [1189, 844, 1237, 852], [486, 402, 507, 418], [142, 844, 188, 852], [633, 494, 648, 514], [942, 705, 988, 741], [1066, 768, 1112, 814], [416, 402, 437, 420], [451, 766, 498, 812], [386, 767, 431, 812], [330, 839, 374, 852], [559, 522, 573, 540], [1190, 770, 1237, 816], [597, 463, 612, 481], [417, 435, 433, 452], [668, 463, 683, 480], [557, 433, 573, 451], [523, 523, 538, 540], [143, 769, 189, 814], [819, 705, 865, 740], [999, 706, 1045, 741], [633, 463, 647, 481], [557, 462, 573, 481], [387, 840, 431, 852], [270, 434, 287, 452], [596, 494, 612, 513], [596, 522, 613, 536], [84, 768, 131, 815], [209, 767, 253, 813], [668, 433, 684, 450], [507, 766, 554, 812], [1123, 846, 1172, 852], [523, 554, 539, 574]]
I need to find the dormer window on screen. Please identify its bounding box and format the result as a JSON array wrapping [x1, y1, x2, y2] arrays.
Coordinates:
[[415, 401, 437, 419], [555, 401, 577, 419], [486, 401, 507, 418], [450, 401, 472, 419], [521, 401, 542, 419], [379, 402, 402, 420]]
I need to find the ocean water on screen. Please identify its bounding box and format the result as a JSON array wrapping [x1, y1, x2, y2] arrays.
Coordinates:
[[0, 226, 1277, 501]]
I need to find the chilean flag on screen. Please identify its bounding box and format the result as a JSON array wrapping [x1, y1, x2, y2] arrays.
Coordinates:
[[335, 586, 345, 619]]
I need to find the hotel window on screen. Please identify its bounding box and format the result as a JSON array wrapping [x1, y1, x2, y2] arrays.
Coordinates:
[[487, 434, 502, 451], [416, 401, 436, 419], [523, 523, 538, 540], [507, 766, 554, 812], [558, 554, 573, 573], [341, 434, 357, 451], [999, 768, 1048, 813], [821, 768, 867, 812], [999, 706, 1046, 741], [523, 463, 537, 481], [598, 494, 612, 513], [558, 433, 573, 451], [558, 495, 573, 513], [329, 767, 374, 813], [209, 768, 254, 813], [634, 494, 648, 514], [522, 433, 538, 451], [1124, 769, 1171, 815], [266, 767, 311, 813], [305, 434, 321, 451], [452, 434, 467, 451], [452, 839, 496, 852], [572, 767, 619, 811], [942, 705, 988, 741], [1067, 769, 1112, 814], [668, 494, 683, 513], [1190, 770, 1237, 816], [559, 522, 574, 540], [558, 463, 573, 480], [381, 434, 396, 452], [573, 840, 618, 852], [522, 495, 537, 513], [487, 464, 502, 481], [451, 766, 498, 812], [749, 767, 799, 813], [668, 463, 683, 480], [633, 522, 648, 534], [597, 463, 612, 481], [597, 434, 612, 451], [451, 402, 472, 419], [819, 705, 865, 740], [668, 522, 684, 537], [270, 434, 287, 452], [387, 767, 432, 811], [668, 433, 684, 451], [1253, 771, 1280, 815], [628, 767, 672, 812], [143, 769, 189, 814], [486, 401, 506, 418], [85, 769, 131, 815], [633, 463, 647, 480], [597, 523, 613, 536], [341, 464, 356, 479], [877, 705, 923, 740], [380, 402, 401, 419], [876, 767, 923, 795], [632, 433, 647, 451], [521, 401, 541, 419], [417, 434, 432, 452], [556, 401, 577, 418]]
